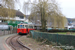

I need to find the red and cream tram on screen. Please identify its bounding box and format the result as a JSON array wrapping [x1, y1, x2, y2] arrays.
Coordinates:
[[17, 23, 35, 34]]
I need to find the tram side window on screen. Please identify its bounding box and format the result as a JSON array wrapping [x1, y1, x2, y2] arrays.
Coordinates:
[[29, 26, 33, 29], [25, 25, 28, 28]]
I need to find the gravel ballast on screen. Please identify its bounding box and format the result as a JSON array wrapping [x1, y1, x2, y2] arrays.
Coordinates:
[[19, 36, 61, 50]]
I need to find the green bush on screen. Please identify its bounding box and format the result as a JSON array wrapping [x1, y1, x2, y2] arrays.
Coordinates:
[[47, 29, 75, 32]]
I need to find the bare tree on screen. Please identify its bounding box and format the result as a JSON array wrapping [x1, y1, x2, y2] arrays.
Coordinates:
[[29, 0, 67, 31], [22, 0, 31, 22]]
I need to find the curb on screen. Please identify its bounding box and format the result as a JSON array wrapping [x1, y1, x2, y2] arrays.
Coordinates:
[[5, 36, 13, 50], [5, 42, 12, 50], [5, 35, 18, 50]]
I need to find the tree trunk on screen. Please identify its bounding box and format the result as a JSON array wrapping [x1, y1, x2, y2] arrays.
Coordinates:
[[41, 7, 46, 31]]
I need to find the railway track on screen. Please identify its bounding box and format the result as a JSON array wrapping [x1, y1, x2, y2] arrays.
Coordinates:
[[6, 35, 30, 50]]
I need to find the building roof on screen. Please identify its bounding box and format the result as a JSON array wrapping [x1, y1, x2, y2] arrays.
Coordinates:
[[67, 18, 75, 21], [25, 15, 29, 19], [16, 10, 24, 17]]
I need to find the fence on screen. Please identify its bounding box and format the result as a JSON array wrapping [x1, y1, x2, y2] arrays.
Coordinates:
[[0, 27, 17, 36], [30, 30, 75, 46]]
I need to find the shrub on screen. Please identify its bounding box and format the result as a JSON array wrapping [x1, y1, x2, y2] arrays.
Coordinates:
[[47, 29, 75, 32]]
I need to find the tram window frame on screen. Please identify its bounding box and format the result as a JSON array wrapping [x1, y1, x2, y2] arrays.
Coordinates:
[[18, 25, 21, 28]]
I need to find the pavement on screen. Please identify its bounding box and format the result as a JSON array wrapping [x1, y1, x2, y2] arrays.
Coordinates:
[[0, 34, 16, 50]]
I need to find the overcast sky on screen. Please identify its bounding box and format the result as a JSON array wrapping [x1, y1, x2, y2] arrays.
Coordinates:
[[58, 0, 75, 18], [17, 0, 75, 18]]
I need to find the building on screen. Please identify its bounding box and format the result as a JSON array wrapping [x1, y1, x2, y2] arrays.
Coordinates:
[[0, 9, 29, 27], [67, 18, 75, 29], [28, 15, 68, 29]]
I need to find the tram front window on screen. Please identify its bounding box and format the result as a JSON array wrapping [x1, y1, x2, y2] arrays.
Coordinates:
[[18, 25, 21, 28], [22, 25, 24, 28], [18, 25, 24, 28]]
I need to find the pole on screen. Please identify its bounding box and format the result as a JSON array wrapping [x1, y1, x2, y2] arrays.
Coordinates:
[[57, 33, 58, 45]]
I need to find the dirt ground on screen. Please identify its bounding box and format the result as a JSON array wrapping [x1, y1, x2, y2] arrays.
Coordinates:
[[19, 36, 62, 50]]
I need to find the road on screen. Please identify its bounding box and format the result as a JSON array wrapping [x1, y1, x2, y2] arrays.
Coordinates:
[[0, 34, 16, 50]]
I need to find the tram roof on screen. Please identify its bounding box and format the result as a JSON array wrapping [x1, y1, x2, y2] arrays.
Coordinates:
[[18, 24, 28, 25], [18, 22, 34, 25], [18, 23, 34, 25]]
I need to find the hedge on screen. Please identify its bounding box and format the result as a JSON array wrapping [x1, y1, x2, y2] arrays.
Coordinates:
[[47, 29, 75, 32], [30, 30, 75, 46]]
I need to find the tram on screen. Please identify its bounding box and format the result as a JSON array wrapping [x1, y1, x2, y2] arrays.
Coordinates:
[[17, 23, 35, 34]]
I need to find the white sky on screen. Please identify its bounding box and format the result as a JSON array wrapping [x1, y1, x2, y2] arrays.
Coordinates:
[[16, 0, 75, 18], [58, 0, 75, 18]]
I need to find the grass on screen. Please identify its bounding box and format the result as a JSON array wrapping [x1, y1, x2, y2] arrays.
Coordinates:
[[56, 32, 75, 35], [34, 30, 75, 35], [57, 32, 67, 35]]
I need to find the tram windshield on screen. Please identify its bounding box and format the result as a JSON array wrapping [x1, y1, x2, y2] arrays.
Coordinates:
[[18, 25, 24, 28], [18, 24, 34, 29]]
